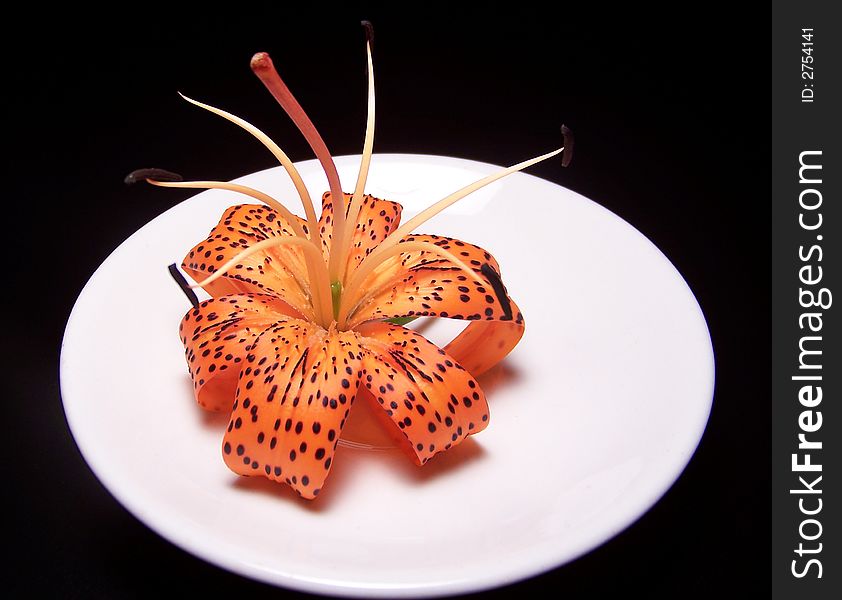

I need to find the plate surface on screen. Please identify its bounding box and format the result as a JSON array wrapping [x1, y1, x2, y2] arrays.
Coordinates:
[[61, 154, 714, 597]]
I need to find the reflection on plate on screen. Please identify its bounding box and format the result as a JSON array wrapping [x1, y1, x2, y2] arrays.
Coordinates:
[[61, 154, 714, 597]]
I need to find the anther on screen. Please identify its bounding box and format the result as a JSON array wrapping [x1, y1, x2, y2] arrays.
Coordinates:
[[361, 20, 374, 47], [561, 124, 574, 167], [168, 263, 199, 308], [125, 168, 183, 185]]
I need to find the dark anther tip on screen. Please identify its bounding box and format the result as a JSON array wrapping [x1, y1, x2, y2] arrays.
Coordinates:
[[125, 168, 183, 185], [480, 263, 513, 320], [168, 263, 200, 309], [560, 124, 574, 167], [361, 20, 374, 45]]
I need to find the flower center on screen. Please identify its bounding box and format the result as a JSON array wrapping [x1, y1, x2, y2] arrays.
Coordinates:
[[135, 22, 573, 332]]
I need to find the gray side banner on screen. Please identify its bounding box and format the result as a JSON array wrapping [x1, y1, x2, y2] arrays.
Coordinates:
[[772, 3, 840, 598]]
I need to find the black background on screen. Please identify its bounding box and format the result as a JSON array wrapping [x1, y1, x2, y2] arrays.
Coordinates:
[[7, 5, 768, 598]]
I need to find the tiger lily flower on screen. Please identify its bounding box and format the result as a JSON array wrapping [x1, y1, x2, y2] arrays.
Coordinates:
[[137, 25, 571, 499]]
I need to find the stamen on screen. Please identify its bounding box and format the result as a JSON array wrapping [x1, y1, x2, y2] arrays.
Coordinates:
[[187, 235, 333, 326], [177, 93, 319, 234], [168, 263, 199, 308], [125, 168, 183, 184], [147, 176, 329, 325], [147, 179, 308, 239], [250, 53, 348, 280], [351, 145, 564, 279], [480, 263, 513, 320], [340, 240, 487, 327], [341, 29, 377, 282]]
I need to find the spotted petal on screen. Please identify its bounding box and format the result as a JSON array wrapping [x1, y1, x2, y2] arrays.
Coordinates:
[[347, 234, 520, 324], [343, 236, 522, 374], [221, 319, 364, 499], [356, 321, 490, 465], [182, 204, 314, 319], [179, 294, 302, 412], [317, 192, 402, 277]]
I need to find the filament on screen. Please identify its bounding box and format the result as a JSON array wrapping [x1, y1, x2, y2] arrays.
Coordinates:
[[187, 236, 333, 326], [341, 38, 377, 282], [147, 179, 308, 239], [178, 93, 319, 235], [352, 147, 564, 282]]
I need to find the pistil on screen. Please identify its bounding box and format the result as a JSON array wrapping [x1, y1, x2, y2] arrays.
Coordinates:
[[250, 53, 348, 282], [140, 33, 573, 335]]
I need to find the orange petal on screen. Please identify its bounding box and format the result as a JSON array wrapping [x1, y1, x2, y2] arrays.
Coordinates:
[[182, 204, 314, 318], [347, 234, 523, 329], [356, 321, 489, 466], [444, 319, 525, 377], [179, 294, 302, 412], [221, 320, 364, 499], [318, 192, 402, 276]]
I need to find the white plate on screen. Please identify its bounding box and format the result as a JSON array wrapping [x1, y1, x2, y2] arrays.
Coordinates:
[[61, 154, 714, 597]]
